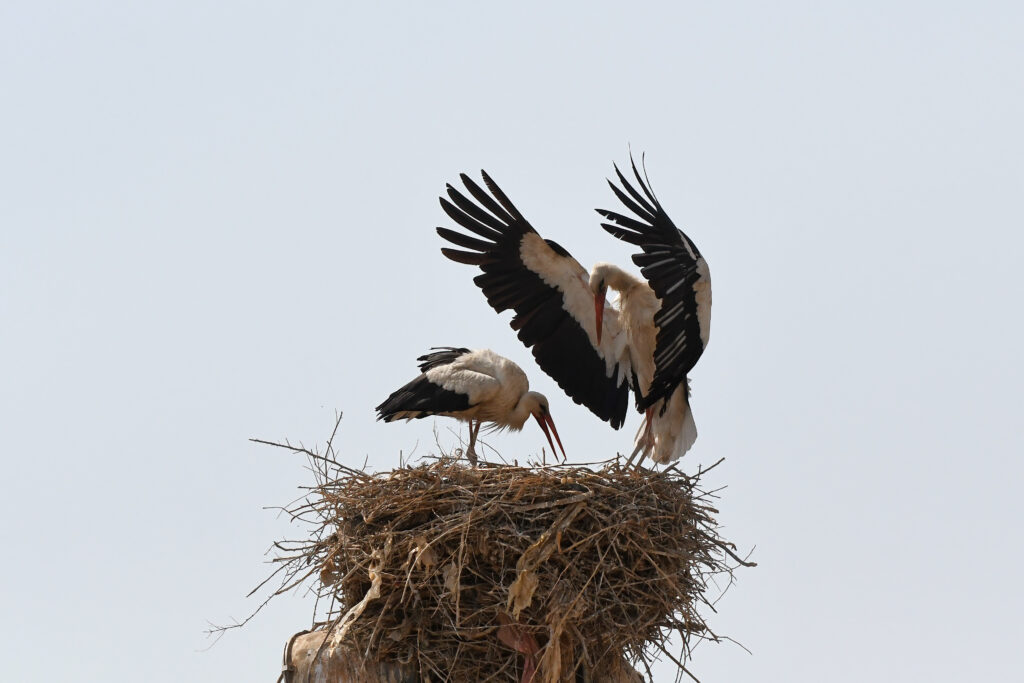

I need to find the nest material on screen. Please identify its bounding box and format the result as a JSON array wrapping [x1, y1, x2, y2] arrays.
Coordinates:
[[267, 448, 745, 683]]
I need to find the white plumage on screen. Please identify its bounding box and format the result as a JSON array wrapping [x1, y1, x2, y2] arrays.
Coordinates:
[[438, 155, 712, 466], [590, 263, 706, 464], [376, 347, 564, 465]]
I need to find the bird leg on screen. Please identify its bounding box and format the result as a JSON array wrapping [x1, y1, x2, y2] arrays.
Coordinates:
[[466, 419, 480, 467], [625, 407, 655, 469]]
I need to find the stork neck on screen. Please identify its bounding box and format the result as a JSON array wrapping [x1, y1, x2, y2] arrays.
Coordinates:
[[594, 263, 644, 294], [510, 392, 541, 429]]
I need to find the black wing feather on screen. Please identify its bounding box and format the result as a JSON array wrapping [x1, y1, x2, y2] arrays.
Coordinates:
[[443, 188, 507, 235], [607, 180, 656, 224], [435, 227, 493, 252], [440, 247, 494, 266], [375, 347, 473, 421], [599, 154, 710, 410], [461, 173, 517, 224], [614, 162, 658, 215], [416, 346, 471, 372], [437, 172, 630, 428]]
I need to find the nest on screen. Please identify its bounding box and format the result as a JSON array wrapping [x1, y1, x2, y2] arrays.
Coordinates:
[[259, 426, 749, 682]]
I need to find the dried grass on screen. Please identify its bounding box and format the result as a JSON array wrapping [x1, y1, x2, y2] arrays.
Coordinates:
[[253, 417, 752, 682]]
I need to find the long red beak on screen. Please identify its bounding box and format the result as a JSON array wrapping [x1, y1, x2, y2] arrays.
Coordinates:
[[534, 413, 566, 462], [594, 288, 606, 346]]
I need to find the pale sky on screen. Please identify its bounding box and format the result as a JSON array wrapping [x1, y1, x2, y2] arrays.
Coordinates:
[[2, 2, 1022, 681]]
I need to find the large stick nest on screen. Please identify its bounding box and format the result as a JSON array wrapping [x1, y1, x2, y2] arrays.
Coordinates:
[[260, 428, 749, 682]]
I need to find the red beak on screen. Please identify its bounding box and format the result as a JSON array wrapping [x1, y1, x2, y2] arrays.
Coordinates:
[[594, 287, 606, 346], [534, 413, 566, 462]]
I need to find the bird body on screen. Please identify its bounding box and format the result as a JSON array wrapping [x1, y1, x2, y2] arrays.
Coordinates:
[[376, 347, 564, 464], [438, 156, 711, 465], [589, 263, 659, 396], [590, 262, 699, 464]]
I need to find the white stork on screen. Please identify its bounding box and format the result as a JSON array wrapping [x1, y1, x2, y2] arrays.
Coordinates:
[[375, 347, 565, 465], [436, 156, 711, 465]]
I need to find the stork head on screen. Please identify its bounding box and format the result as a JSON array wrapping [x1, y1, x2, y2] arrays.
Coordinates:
[[525, 392, 566, 461], [589, 264, 613, 346]]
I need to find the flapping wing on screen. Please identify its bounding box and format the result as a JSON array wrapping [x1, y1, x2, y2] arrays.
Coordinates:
[[597, 155, 711, 410], [438, 171, 631, 428]]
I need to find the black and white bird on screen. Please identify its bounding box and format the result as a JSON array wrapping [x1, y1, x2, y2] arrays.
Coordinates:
[[436, 156, 711, 464], [375, 347, 565, 465]]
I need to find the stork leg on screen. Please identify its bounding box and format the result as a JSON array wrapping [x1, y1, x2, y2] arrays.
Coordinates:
[[625, 408, 655, 469], [466, 419, 479, 467]]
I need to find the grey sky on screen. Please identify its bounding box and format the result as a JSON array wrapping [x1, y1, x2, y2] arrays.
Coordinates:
[[2, 1, 1022, 680]]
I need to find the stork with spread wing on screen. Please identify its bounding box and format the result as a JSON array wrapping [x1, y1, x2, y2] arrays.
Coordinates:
[[437, 156, 711, 464]]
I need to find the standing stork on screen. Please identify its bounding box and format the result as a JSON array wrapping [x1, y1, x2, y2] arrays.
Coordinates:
[[436, 155, 711, 465], [375, 347, 565, 465]]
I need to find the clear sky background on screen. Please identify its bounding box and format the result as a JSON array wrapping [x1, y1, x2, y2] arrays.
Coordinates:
[[3, 2, 1022, 681]]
